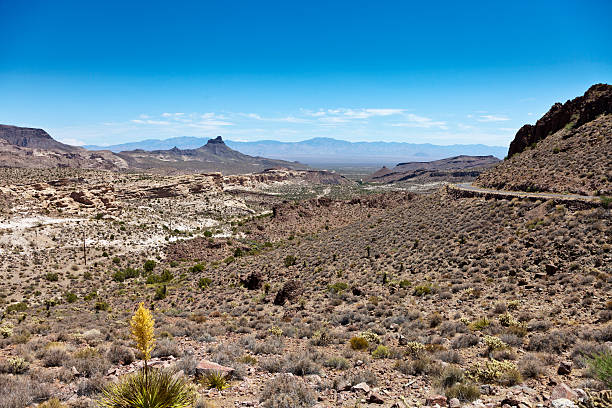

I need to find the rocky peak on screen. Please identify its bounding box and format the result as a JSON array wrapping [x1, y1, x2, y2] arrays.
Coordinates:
[[206, 136, 225, 145], [508, 83, 612, 157]]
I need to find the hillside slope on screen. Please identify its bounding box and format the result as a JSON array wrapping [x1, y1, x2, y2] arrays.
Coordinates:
[[477, 84, 612, 195], [367, 155, 500, 184]]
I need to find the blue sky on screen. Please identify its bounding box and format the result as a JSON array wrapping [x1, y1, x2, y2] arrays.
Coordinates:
[[1, 1, 611, 147]]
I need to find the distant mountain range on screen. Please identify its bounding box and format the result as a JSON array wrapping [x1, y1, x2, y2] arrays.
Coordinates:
[[85, 137, 507, 166], [0, 126, 305, 174]]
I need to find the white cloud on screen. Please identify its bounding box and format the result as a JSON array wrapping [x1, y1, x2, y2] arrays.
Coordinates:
[[390, 113, 447, 129], [477, 115, 510, 122], [131, 119, 171, 125]]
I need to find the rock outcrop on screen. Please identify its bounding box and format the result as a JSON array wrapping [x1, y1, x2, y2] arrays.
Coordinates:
[[508, 83, 612, 157]]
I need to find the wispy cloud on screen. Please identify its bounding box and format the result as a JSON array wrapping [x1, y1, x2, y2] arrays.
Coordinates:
[[390, 113, 447, 129], [477, 115, 510, 122]]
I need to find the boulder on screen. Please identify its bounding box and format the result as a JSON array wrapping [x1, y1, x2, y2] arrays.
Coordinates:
[[551, 383, 578, 401], [551, 399, 577, 408], [557, 360, 572, 375], [195, 359, 234, 378], [367, 392, 385, 404]]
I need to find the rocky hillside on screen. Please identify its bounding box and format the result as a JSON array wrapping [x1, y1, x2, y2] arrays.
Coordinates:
[[477, 84, 612, 196], [367, 155, 500, 184], [0, 125, 77, 152]]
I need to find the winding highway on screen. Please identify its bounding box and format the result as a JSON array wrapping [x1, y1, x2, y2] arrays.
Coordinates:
[[448, 182, 601, 204]]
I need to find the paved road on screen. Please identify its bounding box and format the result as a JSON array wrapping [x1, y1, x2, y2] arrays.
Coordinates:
[[450, 182, 600, 203]]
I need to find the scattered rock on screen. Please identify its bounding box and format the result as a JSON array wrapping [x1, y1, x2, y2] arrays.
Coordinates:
[[367, 392, 384, 404], [449, 397, 461, 408], [352, 382, 370, 394], [425, 395, 447, 406], [551, 399, 577, 408], [551, 383, 578, 401], [557, 361, 572, 375]]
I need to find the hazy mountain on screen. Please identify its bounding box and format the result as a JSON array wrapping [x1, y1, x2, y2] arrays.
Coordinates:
[[85, 137, 507, 166]]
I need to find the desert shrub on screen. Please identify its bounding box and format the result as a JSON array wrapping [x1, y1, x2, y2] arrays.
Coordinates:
[[99, 368, 196, 408], [518, 354, 546, 379], [39, 398, 67, 408], [469, 317, 490, 331], [372, 345, 390, 359], [198, 277, 212, 289], [483, 335, 507, 352], [76, 374, 107, 396], [310, 329, 334, 347], [360, 330, 380, 344], [436, 350, 463, 364], [175, 354, 199, 376], [200, 371, 229, 390], [467, 360, 522, 385], [6, 302, 28, 314], [40, 343, 69, 367], [452, 334, 479, 349], [349, 336, 369, 351], [284, 255, 297, 267], [64, 292, 78, 303], [0, 373, 52, 408], [251, 337, 285, 355], [328, 282, 348, 294], [143, 260, 156, 273], [152, 338, 181, 358], [440, 321, 467, 336], [445, 383, 481, 402], [45, 272, 59, 282], [527, 330, 575, 353], [0, 357, 30, 374], [154, 285, 167, 300], [106, 343, 135, 365], [405, 341, 426, 357], [324, 356, 350, 370], [413, 284, 433, 296], [95, 301, 110, 311], [499, 333, 524, 347], [260, 373, 316, 408], [68, 347, 110, 377], [0, 323, 13, 338], [436, 366, 464, 389], [395, 355, 442, 376], [283, 352, 320, 376], [429, 312, 443, 327], [571, 341, 610, 368], [261, 352, 320, 376], [585, 351, 612, 389]]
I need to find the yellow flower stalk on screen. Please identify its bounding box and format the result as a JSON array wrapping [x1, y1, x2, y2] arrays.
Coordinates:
[[130, 302, 155, 366]]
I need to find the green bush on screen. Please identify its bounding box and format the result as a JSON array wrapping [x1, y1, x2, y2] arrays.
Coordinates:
[[198, 277, 212, 289], [64, 292, 78, 303], [372, 345, 390, 359], [349, 337, 369, 351], [284, 255, 297, 267], [413, 284, 432, 296], [586, 351, 612, 388], [6, 302, 27, 313], [143, 260, 156, 273], [328, 282, 348, 294], [45, 272, 59, 282], [154, 285, 167, 300], [99, 368, 196, 408], [190, 263, 205, 273], [95, 301, 110, 311], [445, 382, 481, 402]]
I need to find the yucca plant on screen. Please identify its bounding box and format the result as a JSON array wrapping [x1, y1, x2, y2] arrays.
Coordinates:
[[200, 370, 230, 390], [99, 367, 196, 408]]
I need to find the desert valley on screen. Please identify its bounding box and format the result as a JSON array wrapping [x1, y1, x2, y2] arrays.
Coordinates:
[[0, 83, 610, 408]]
